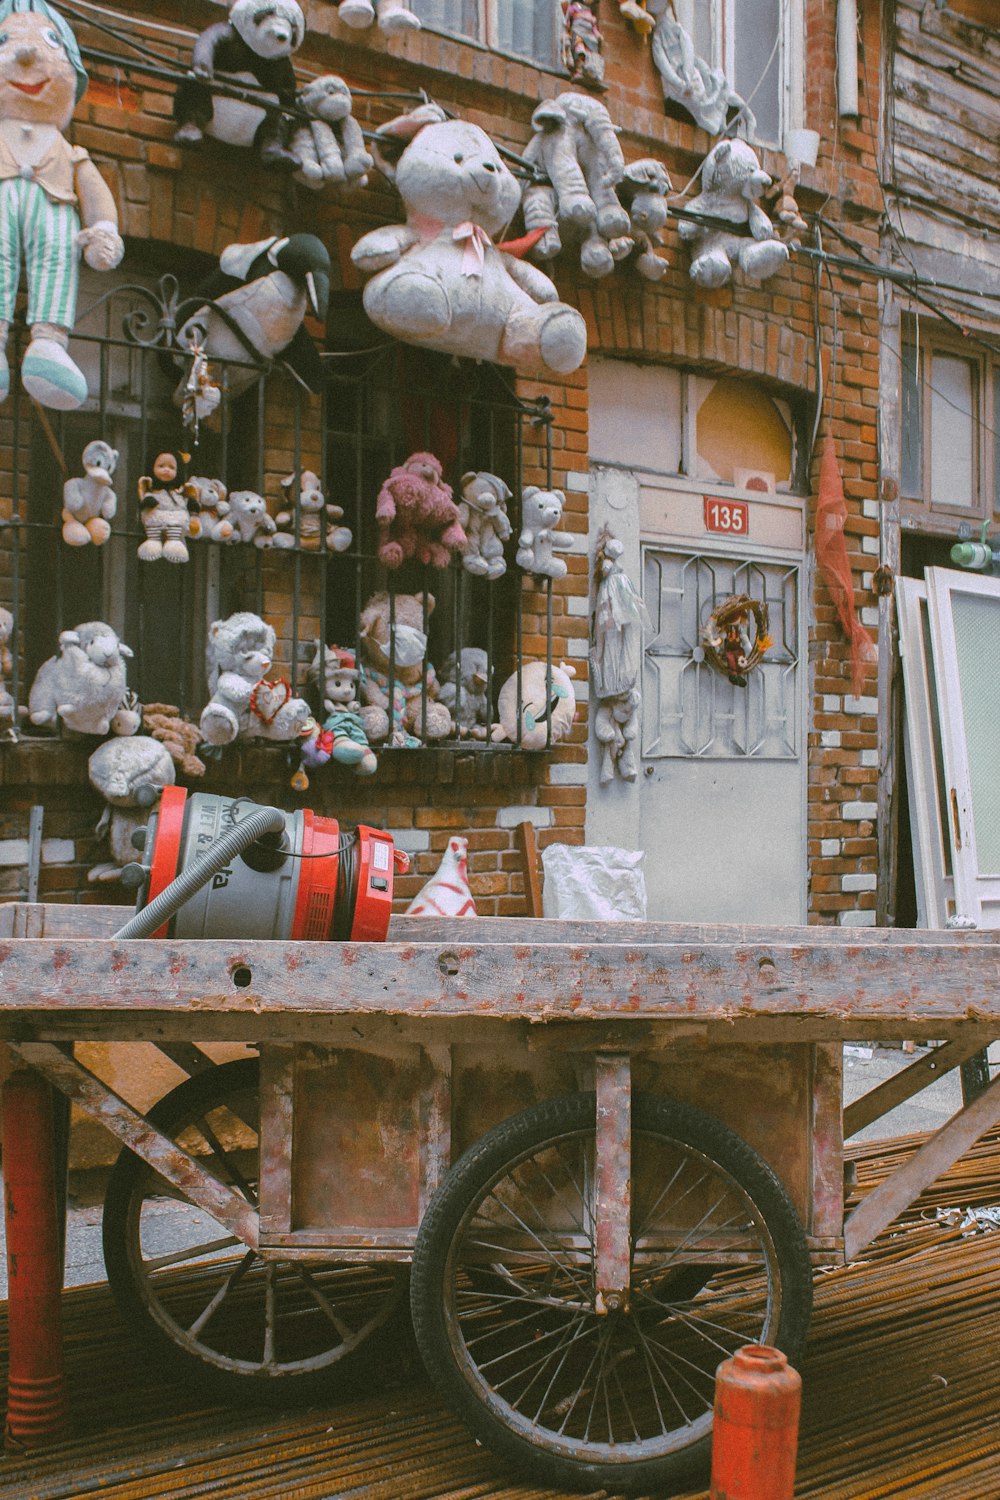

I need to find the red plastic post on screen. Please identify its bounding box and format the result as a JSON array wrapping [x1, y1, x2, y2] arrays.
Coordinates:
[[2, 1067, 69, 1449], [710, 1344, 801, 1500]]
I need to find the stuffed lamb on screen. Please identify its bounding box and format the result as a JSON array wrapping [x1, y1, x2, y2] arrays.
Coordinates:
[[28, 621, 134, 736], [351, 106, 587, 377]]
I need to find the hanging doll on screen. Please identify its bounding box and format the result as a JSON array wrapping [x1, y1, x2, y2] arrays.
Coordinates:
[[137, 451, 192, 564], [589, 528, 649, 781], [0, 0, 124, 411], [561, 0, 606, 92]]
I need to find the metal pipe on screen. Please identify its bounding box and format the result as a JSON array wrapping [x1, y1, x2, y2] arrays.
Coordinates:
[[837, 0, 859, 118]]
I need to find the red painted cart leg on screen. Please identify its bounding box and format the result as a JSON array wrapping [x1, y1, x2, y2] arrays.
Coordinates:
[[2, 1066, 69, 1449]]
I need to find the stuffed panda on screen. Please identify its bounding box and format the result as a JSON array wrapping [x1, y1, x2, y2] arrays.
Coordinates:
[[173, 0, 306, 169]]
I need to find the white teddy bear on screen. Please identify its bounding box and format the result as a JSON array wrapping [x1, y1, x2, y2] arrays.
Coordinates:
[[438, 648, 490, 738], [351, 106, 587, 377], [220, 490, 277, 547], [184, 476, 232, 541], [200, 612, 310, 746], [271, 470, 352, 552], [679, 138, 789, 289], [516, 487, 574, 580], [291, 75, 373, 190], [62, 440, 118, 547], [458, 471, 512, 580], [28, 621, 134, 736]]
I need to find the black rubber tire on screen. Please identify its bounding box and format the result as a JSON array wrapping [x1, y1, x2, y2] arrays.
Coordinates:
[[103, 1059, 406, 1404], [411, 1090, 813, 1496]]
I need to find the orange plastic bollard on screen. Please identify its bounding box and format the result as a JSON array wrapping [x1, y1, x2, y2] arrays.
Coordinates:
[[710, 1344, 801, 1500], [2, 1068, 69, 1449]]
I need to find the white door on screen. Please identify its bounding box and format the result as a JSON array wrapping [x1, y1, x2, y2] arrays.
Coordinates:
[[640, 543, 806, 923]]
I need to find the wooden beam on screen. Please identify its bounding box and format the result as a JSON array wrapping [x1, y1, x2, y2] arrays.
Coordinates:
[[594, 1053, 631, 1314], [843, 1068, 1000, 1261], [843, 1036, 995, 1138], [515, 821, 543, 919]]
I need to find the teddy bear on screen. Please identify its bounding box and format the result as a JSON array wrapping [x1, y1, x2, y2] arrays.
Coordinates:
[[141, 702, 206, 778], [457, 471, 512, 580], [172, 0, 305, 169], [272, 470, 352, 552], [351, 106, 587, 378], [330, 0, 420, 35], [375, 452, 466, 571], [200, 612, 310, 746], [438, 648, 490, 739], [299, 644, 377, 781], [594, 685, 640, 783], [358, 592, 452, 746], [522, 93, 632, 280], [679, 139, 789, 289], [0, 605, 14, 730], [617, 158, 672, 282], [516, 487, 575, 580], [0, 1, 124, 411], [28, 621, 134, 736], [183, 476, 232, 542], [221, 489, 278, 547], [87, 735, 175, 883], [291, 74, 373, 191], [138, 452, 191, 564], [491, 662, 577, 751], [61, 440, 118, 547]]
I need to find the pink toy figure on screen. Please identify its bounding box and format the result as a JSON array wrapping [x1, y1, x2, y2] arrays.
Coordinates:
[[375, 451, 466, 570], [405, 835, 476, 917], [561, 0, 606, 91]]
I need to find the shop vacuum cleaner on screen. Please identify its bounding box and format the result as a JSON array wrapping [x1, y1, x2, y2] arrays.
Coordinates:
[[113, 787, 408, 943]]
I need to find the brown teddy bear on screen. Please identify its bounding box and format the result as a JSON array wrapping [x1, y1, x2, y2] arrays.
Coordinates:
[[375, 452, 467, 570], [358, 591, 452, 746], [141, 702, 206, 777]]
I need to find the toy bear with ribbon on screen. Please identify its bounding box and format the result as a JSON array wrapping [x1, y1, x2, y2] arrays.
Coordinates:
[[0, 0, 124, 410], [200, 612, 310, 746], [351, 105, 587, 378]]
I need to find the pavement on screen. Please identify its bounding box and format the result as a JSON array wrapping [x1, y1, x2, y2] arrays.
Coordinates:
[[1, 1042, 998, 1298]]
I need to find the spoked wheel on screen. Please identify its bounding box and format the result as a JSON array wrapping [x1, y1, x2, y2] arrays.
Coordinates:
[[103, 1059, 406, 1402], [411, 1092, 813, 1495]]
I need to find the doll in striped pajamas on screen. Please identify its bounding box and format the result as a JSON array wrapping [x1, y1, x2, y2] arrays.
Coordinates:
[[0, 0, 123, 410]]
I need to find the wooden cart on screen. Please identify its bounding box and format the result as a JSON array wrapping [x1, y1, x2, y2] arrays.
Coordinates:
[[2, 901, 1000, 1494]]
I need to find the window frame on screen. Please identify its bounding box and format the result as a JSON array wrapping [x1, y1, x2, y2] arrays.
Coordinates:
[[674, 0, 803, 149], [409, 0, 562, 72]]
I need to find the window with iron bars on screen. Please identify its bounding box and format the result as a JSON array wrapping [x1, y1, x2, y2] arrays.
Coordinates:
[[0, 259, 563, 757]]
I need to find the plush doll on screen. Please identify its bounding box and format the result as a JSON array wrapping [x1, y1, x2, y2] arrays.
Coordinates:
[[176, 235, 330, 404], [0, 606, 14, 729], [141, 702, 206, 778], [767, 164, 809, 244], [457, 471, 512, 580], [221, 489, 277, 547], [272, 470, 352, 552], [0, 0, 124, 411], [561, 1, 606, 91], [87, 735, 175, 883], [405, 836, 476, 917], [375, 452, 466, 570], [438, 648, 490, 739], [516, 487, 574, 580], [138, 452, 191, 564], [491, 662, 577, 751], [173, 0, 305, 169], [358, 591, 452, 746], [109, 686, 142, 738], [28, 620, 133, 736], [522, 94, 632, 280], [617, 158, 671, 281], [330, 0, 420, 35], [679, 139, 789, 289], [62, 440, 118, 547], [184, 476, 232, 541], [200, 611, 310, 746], [315, 646, 377, 776], [648, 0, 755, 136], [594, 685, 640, 783], [351, 107, 587, 378], [291, 75, 373, 191]]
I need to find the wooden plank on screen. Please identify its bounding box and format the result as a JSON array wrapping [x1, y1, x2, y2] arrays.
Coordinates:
[[514, 821, 544, 919], [843, 1036, 995, 1138], [258, 1044, 294, 1238], [594, 1054, 631, 1314], [418, 1045, 452, 1214], [843, 1068, 1000, 1261], [8, 1042, 260, 1248]]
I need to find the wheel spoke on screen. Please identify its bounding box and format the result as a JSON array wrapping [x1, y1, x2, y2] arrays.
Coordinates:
[[480, 1197, 592, 1299], [190, 1111, 258, 1206], [289, 1263, 356, 1341], [262, 1264, 276, 1368], [187, 1249, 256, 1338], [142, 1233, 242, 1272]]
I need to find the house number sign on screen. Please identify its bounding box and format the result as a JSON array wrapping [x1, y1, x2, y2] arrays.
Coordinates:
[[704, 497, 749, 535]]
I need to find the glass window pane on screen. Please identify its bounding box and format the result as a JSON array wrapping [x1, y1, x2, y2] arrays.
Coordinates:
[[410, 0, 480, 38], [494, 0, 557, 65], [951, 591, 1000, 872], [901, 339, 921, 499], [930, 353, 976, 508], [732, 0, 782, 144]]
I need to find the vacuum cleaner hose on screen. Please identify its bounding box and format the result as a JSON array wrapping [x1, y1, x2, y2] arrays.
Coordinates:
[[112, 805, 288, 941]]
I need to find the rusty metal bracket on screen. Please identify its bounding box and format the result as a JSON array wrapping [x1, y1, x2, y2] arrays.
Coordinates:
[[7, 1042, 259, 1250], [594, 1052, 632, 1315]]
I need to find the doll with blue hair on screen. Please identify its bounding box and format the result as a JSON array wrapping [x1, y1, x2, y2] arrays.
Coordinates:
[[0, 0, 124, 409]]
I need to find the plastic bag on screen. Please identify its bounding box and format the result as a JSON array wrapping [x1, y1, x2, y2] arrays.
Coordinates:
[[541, 844, 648, 920]]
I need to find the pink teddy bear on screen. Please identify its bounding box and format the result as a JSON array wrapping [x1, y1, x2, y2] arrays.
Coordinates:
[[375, 451, 467, 570]]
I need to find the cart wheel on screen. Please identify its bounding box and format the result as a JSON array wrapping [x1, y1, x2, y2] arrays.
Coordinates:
[[103, 1059, 406, 1402], [411, 1091, 812, 1495]]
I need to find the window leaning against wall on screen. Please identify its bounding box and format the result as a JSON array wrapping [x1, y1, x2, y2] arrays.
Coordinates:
[[673, 0, 803, 148], [901, 324, 1000, 532], [410, 0, 560, 69]]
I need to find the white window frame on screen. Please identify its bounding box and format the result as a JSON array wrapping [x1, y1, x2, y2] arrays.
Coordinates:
[[896, 576, 954, 928], [900, 322, 999, 531], [410, 0, 561, 69], [673, 0, 803, 148]]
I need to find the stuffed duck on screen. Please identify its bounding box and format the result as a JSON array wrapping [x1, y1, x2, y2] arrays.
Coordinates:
[[175, 234, 330, 401]]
